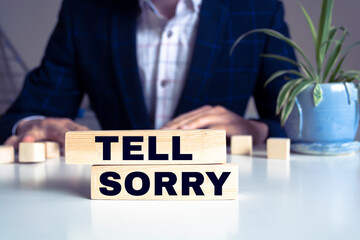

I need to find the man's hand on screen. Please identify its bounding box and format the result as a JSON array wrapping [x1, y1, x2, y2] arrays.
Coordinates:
[[162, 105, 268, 144], [4, 117, 89, 149]]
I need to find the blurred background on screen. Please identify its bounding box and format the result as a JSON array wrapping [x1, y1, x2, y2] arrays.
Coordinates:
[[0, 0, 359, 136]]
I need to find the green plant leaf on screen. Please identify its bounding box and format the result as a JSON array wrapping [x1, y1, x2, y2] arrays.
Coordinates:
[[300, 63, 316, 79], [319, 26, 346, 55], [260, 54, 300, 67], [313, 83, 323, 106], [342, 70, 360, 76], [299, 3, 317, 46], [340, 70, 360, 82], [323, 30, 348, 82], [280, 80, 314, 125], [328, 54, 347, 82], [264, 69, 304, 87], [316, 0, 334, 72], [276, 78, 304, 115], [230, 28, 315, 74], [288, 79, 314, 100], [319, 26, 345, 45], [261, 53, 315, 79], [325, 38, 360, 83], [340, 40, 360, 56], [280, 99, 295, 126], [332, 68, 360, 82], [324, 26, 339, 55]]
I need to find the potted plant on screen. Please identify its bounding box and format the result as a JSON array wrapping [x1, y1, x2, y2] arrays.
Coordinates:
[[231, 0, 360, 154]]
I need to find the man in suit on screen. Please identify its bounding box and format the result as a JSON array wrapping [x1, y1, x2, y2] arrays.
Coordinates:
[[0, 0, 296, 147]]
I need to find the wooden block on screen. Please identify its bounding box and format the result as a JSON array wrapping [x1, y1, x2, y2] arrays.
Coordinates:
[[66, 130, 226, 165], [91, 164, 238, 200], [0, 145, 15, 164], [266, 138, 290, 160], [231, 135, 252, 155], [19, 142, 46, 163], [43, 141, 60, 159]]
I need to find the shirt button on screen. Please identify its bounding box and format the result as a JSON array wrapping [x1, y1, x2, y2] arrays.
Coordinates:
[[160, 79, 169, 87], [167, 30, 173, 38]]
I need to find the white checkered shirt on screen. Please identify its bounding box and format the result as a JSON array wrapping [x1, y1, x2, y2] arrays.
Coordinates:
[[137, 0, 202, 129]]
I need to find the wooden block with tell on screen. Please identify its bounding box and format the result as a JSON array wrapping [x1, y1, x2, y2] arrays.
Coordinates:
[[266, 138, 290, 160], [0, 145, 15, 164], [231, 135, 252, 155], [66, 130, 226, 165], [91, 164, 238, 200], [43, 141, 60, 159], [19, 142, 46, 163]]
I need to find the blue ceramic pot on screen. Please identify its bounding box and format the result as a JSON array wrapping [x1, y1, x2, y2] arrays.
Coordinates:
[[284, 83, 359, 143]]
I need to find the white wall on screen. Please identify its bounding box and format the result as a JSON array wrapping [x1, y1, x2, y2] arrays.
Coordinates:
[[283, 0, 360, 70], [0, 0, 62, 70]]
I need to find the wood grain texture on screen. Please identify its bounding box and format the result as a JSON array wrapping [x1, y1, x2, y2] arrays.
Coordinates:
[[91, 164, 238, 200], [231, 135, 252, 155], [267, 138, 290, 160], [65, 130, 226, 165], [19, 142, 46, 163], [0, 145, 15, 164], [43, 141, 60, 159]]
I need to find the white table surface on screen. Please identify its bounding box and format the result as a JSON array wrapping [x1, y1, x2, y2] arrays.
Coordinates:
[[0, 146, 359, 240]]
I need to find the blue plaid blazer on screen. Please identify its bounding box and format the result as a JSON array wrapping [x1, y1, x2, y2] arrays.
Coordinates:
[[0, 0, 296, 143]]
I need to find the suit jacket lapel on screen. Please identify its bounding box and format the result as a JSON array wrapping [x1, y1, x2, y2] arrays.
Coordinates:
[[110, 4, 152, 129], [174, 0, 229, 116]]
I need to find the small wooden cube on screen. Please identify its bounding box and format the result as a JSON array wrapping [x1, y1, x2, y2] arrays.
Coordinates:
[[19, 142, 46, 163], [0, 145, 15, 164], [266, 138, 290, 160], [231, 135, 252, 155], [43, 141, 60, 159]]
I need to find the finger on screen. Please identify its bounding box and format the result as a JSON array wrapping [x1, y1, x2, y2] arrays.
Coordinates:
[[44, 119, 87, 146], [73, 123, 89, 131], [5, 126, 45, 148], [22, 135, 36, 142], [181, 113, 232, 130], [179, 106, 231, 129], [6, 131, 42, 149], [162, 105, 212, 129], [54, 124, 88, 148], [162, 105, 213, 129], [171, 105, 213, 123], [45, 127, 67, 147], [4, 135, 20, 148], [53, 124, 86, 146], [64, 121, 89, 131], [20, 128, 47, 142], [57, 130, 67, 147], [60, 147, 65, 157]]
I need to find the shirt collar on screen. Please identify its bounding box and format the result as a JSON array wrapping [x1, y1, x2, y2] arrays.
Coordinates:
[[139, 0, 202, 19], [191, 0, 202, 12]]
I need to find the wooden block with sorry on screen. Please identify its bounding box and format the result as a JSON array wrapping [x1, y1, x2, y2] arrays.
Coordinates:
[[65, 130, 226, 165], [0, 145, 15, 164], [91, 164, 238, 200], [19, 142, 46, 163], [43, 141, 60, 159], [266, 138, 290, 160], [231, 135, 252, 155]]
